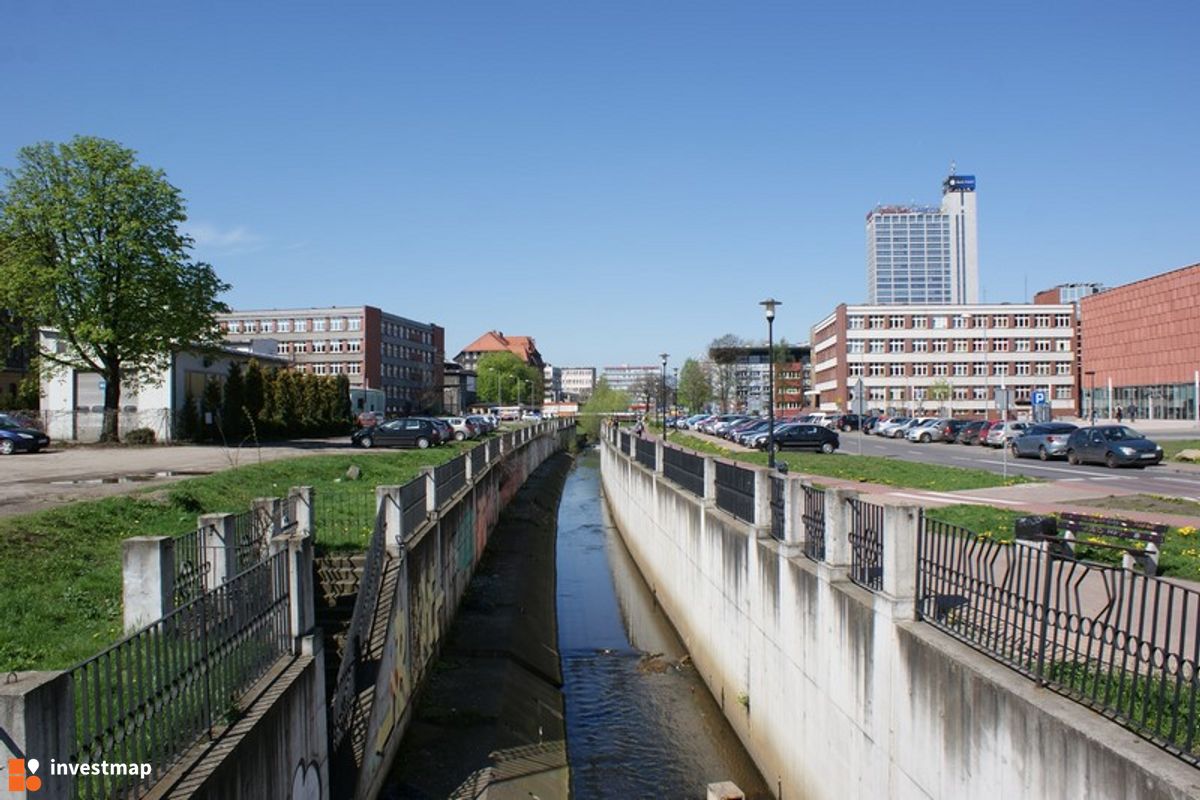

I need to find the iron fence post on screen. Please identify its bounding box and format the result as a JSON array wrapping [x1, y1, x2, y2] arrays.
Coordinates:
[[1036, 543, 1054, 685]]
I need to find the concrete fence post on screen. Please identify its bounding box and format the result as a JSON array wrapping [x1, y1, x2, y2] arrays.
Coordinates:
[[270, 532, 315, 650], [289, 485, 314, 538], [881, 504, 919, 621], [253, 497, 282, 541], [423, 466, 438, 516], [377, 485, 403, 557], [0, 671, 74, 798], [655, 439, 665, 473], [780, 476, 805, 557], [464, 448, 474, 483], [822, 488, 858, 574], [198, 512, 238, 587], [122, 536, 175, 633], [703, 456, 717, 505], [752, 468, 772, 534]]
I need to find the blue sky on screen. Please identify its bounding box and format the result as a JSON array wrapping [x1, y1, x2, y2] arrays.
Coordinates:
[[3, 2, 1197, 369]]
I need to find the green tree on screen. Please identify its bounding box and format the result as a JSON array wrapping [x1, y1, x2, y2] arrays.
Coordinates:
[[577, 377, 630, 439], [676, 358, 712, 413], [928, 379, 953, 415], [222, 361, 246, 440], [474, 352, 542, 406], [0, 136, 230, 441], [201, 377, 223, 442], [243, 359, 265, 428], [333, 374, 352, 430]]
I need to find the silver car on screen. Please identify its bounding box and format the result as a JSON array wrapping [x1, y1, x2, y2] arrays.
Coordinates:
[[1010, 422, 1078, 460], [441, 417, 478, 441], [905, 418, 946, 443], [985, 421, 1029, 448]]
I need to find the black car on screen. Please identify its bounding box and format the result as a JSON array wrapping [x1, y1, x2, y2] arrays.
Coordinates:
[[1065, 426, 1163, 468], [0, 414, 50, 455], [834, 414, 863, 431], [352, 417, 440, 449], [758, 424, 839, 454], [936, 419, 968, 443]]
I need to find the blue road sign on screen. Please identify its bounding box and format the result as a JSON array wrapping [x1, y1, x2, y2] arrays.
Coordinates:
[[1031, 390, 1046, 405]]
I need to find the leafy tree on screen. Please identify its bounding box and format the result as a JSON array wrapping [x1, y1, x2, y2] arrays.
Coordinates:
[[0, 136, 229, 441], [630, 374, 658, 417], [577, 377, 630, 439], [243, 359, 265, 427], [676, 358, 712, 413], [707, 334, 745, 412], [474, 351, 542, 406], [222, 361, 246, 440], [928, 379, 953, 415], [333, 374, 352, 429]]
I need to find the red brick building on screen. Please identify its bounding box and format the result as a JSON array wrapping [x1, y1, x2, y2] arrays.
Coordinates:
[[1079, 263, 1200, 422]]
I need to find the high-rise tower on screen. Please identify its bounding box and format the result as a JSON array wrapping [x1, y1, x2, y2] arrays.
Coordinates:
[[866, 172, 979, 304]]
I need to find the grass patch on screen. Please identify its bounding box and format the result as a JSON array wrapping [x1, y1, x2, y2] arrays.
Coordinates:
[[1162, 439, 1200, 461], [670, 433, 1034, 492], [923, 505, 1023, 540], [0, 437, 492, 672]]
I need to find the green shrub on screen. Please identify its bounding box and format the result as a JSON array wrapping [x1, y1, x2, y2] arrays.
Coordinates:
[[124, 428, 157, 445]]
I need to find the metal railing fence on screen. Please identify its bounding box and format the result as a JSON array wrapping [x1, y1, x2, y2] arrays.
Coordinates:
[[312, 489, 377, 548], [635, 438, 656, 469], [802, 485, 825, 562], [434, 456, 467, 507], [400, 476, 428, 537], [714, 461, 755, 524], [69, 550, 291, 799], [470, 443, 486, 476], [231, 509, 267, 573], [917, 517, 1200, 765], [329, 502, 388, 755], [172, 528, 210, 606], [848, 498, 884, 591], [619, 431, 630, 454], [769, 476, 786, 540], [662, 445, 705, 497]]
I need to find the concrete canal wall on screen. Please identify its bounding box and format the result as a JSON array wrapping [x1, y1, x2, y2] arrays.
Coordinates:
[[599, 434, 1200, 800]]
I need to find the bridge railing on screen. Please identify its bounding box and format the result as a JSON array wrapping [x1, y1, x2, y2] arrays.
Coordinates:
[[918, 516, 1200, 765]]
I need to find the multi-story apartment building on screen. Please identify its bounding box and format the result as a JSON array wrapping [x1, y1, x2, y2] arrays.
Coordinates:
[[810, 303, 1077, 419], [602, 365, 660, 396], [714, 344, 810, 416], [542, 364, 563, 402], [867, 172, 979, 305], [1034, 282, 1106, 305], [1080, 263, 1200, 422], [217, 306, 444, 415], [560, 367, 596, 400], [454, 331, 545, 372]]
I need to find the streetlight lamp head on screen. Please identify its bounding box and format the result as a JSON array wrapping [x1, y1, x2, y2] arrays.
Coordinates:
[[759, 297, 781, 322], [659, 352, 669, 366]]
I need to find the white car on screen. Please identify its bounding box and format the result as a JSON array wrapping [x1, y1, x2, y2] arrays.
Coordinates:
[[905, 419, 944, 443], [441, 417, 478, 441]]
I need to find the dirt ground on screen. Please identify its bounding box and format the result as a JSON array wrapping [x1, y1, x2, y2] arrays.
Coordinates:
[[0, 439, 360, 518]]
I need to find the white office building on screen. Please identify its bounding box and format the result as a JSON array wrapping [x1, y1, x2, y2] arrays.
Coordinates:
[[867, 172, 979, 305]]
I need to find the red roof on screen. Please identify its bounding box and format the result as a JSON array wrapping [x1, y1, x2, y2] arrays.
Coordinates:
[[457, 331, 542, 365]]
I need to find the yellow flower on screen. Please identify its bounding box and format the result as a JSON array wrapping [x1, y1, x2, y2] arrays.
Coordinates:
[[1179, 526, 1196, 537]]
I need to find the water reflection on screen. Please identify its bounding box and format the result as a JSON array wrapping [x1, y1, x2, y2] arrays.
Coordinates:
[[557, 450, 770, 799]]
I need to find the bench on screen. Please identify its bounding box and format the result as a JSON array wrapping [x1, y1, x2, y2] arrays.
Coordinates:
[[1057, 512, 1169, 575]]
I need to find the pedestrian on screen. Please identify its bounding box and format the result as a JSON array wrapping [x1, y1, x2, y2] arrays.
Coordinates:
[[1128, 404, 1136, 424], [633, 418, 645, 437], [1115, 406, 1123, 424]]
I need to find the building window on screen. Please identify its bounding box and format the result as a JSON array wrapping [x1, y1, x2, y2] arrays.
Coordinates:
[[973, 387, 988, 400], [994, 364, 1009, 377], [1015, 339, 1031, 352], [869, 316, 885, 329], [913, 364, 929, 377], [1015, 315, 1030, 328], [848, 316, 865, 330], [228, 321, 241, 333], [933, 316, 948, 329], [1055, 339, 1071, 352], [244, 320, 257, 333], [889, 315, 905, 329], [954, 387, 968, 400], [911, 339, 929, 353], [349, 340, 362, 353], [1055, 314, 1072, 327], [869, 388, 886, 402], [349, 363, 361, 375], [277, 319, 290, 333], [1015, 363, 1031, 376], [972, 339, 986, 352], [974, 363, 987, 376], [1056, 363, 1072, 375], [314, 319, 327, 332], [890, 364, 905, 377], [1035, 339, 1052, 352], [1035, 363, 1052, 376], [331, 340, 344, 353], [889, 339, 905, 353], [349, 317, 362, 331], [848, 341, 865, 354], [992, 315, 1007, 328], [994, 340, 1010, 352], [260, 320, 274, 333], [869, 341, 885, 354], [314, 340, 327, 353], [277, 343, 289, 354], [1015, 387, 1031, 400], [849, 364, 864, 377], [973, 316, 988, 329], [952, 315, 968, 329], [891, 388, 905, 401], [912, 316, 928, 328], [1055, 386, 1072, 399], [1035, 315, 1052, 328], [932, 340, 948, 353], [953, 363, 968, 376], [294, 320, 307, 333], [869, 364, 886, 377], [933, 364, 949, 377], [953, 340, 968, 352]]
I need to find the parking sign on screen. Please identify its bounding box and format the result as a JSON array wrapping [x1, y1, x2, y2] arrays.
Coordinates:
[[1031, 390, 1046, 405]]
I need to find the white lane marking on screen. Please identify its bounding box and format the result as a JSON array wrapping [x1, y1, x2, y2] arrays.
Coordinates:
[[923, 492, 1025, 506], [889, 492, 959, 506], [1154, 476, 1200, 485]]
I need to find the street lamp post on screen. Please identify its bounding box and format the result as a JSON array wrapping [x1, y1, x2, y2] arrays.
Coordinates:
[[1086, 370, 1097, 425], [659, 353, 669, 437], [760, 298, 781, 469]]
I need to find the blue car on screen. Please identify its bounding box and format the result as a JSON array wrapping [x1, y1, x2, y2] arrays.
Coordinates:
[[0, 414, 50, 455]]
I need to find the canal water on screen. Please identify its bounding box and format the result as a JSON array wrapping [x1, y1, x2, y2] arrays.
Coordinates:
[[556, 450, 770, 799]]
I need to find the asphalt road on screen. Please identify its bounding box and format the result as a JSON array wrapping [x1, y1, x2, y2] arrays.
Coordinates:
[[837, 430, 1200, 501]]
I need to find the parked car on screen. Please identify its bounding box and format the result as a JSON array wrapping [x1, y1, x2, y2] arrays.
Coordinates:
[[1010, 422, 1078, 460], [833, 414, 863, 431], [0, 414, 51, 454], [757, 424, 839, 454], [955, 420, 988, 445], [888, 418, 931, 439], [441, 417, 478, 441], [1066, 426, 1163, 468], [353, 417, 440, 449], [905, 418, 946, 443], [874, 417, 911, 437], [733, 420, 772, 444], [936, 419, 968, 443], [861, 415, 885, 434], [985, 421, 1030, 448], [746, 422, 796, 449]]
